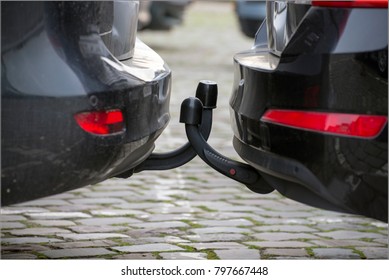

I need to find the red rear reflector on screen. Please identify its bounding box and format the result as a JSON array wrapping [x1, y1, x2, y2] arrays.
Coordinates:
[[74, 110, 125, 135], [261, 110, 387, 138], [312, 0, 388, 8]]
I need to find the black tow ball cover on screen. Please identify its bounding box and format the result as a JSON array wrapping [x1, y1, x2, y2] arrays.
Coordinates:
[[196, 80, 218, 109], [179, 97, 203, 125]]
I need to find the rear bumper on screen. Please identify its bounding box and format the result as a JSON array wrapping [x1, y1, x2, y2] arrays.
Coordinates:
[[233, 136, 387, 222], [229, 6, 388, 221]]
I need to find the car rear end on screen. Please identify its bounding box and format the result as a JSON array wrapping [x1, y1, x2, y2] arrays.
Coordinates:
[[230, 0, 388, 221], [1, 1, 171, 205]]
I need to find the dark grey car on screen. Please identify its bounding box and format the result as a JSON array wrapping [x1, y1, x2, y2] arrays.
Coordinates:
[[1, 1, 171, 205]]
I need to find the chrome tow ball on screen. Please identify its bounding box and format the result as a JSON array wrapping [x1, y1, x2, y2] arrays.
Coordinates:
[[179, 81, 274, 194]]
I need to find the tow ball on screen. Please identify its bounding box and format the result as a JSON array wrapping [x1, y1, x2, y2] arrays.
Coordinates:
[[121, 81, 273, 194]]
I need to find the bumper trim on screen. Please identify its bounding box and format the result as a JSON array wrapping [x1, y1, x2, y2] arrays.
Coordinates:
[[232, 136, 357, 215]]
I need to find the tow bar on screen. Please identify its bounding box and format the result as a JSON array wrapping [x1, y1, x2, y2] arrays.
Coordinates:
[[121, 81, 273, 194], [132, 80, 218, 173]]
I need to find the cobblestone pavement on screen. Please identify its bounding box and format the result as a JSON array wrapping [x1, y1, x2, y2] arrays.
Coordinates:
[[1, 2, 388, 260]]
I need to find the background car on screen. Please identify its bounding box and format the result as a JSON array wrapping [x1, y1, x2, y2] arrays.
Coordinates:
[[235, 0, 266, 38], [1, 1, 171, 205], [229, 0, 388, 222], [138, 0, 191, 31]]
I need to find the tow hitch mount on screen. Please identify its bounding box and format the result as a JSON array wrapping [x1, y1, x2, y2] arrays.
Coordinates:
[[124, 81, 273, 194]]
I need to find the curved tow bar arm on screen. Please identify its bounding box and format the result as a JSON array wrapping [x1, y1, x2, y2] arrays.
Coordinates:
[[179, 92, 273, 194]]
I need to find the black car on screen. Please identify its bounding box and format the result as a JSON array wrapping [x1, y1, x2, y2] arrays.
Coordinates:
[[1, 1, 171, 205], [229, 1, 388, 222]]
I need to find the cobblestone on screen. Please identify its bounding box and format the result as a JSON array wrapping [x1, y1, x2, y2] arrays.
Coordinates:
[[146, 214, 196, 222], [57, 233, 130, 241], [30, 220, 76, 227], [69, 198, 128, 205], [195, 219, 254, 227], [112, 243, 185, 253], [2, 237, 63, 244], [0, 1, 387, 260], [315, 230, 385, 240], [312, 248, 361, 259], [185, 233, 248, 242], [207, 205, 264, 213], [3, 253, 38, 259], [148, 207, 202, 214], [215, 249, 261, 260], [25, 212, 91, 219], [74, 217, 143, 226], [1, 208, 49, 214], [135, 236, 189, 244], [1, 222, 27, 229], [68, 225, 129, 233], [113, 253, 157, 259], [53, 240, 118, 249], [356, 247, 389, 259], [375, 238, 389, 245], [190, 227, 252, 234], [81, 191, 138, 198], [252, 225, 319, 233], [115, 202, 175, 210], [17, 200, 71, 207], [89, 209, 148, 217], [310, 239, 384, 247], [245, 241, 314, 248], [263, 248, 309, 258], [0, 215, 27, 221], [40, 248, 113, 259], [182, 242, 246, 251], [8, 227, 71, 236], [312, 223, 381, 231], [251, 232, 319, 241], [159, 252, 208, 260], [132, 221, 190, 229]]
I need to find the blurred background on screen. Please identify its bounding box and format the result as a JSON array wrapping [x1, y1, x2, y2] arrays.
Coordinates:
[[138, 1, 265, 37]]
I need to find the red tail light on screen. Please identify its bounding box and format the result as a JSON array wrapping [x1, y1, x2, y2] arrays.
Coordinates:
[[312, 0, 388, 8], [74, 110, 125, 135], [261, 110, 387, 138]]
